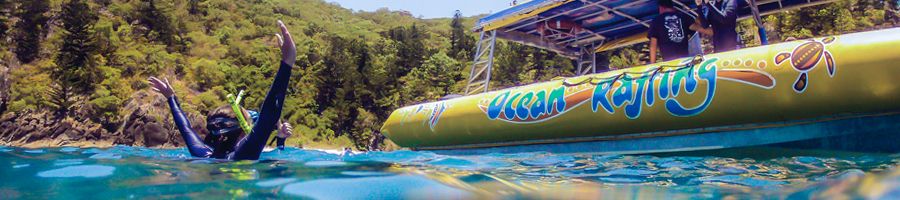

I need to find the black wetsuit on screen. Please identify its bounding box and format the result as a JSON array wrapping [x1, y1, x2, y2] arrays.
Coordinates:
[[701, 0, 740, 52], [168, 61, 292, 160], [269, 136, 287, 150]]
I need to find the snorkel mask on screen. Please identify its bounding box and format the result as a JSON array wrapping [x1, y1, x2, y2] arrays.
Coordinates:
[[207, 117, 242, 136], [208, 90, 260, 136]]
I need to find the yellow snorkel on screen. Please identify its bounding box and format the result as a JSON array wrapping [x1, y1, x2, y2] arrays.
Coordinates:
[[226, 90, 253, 134]]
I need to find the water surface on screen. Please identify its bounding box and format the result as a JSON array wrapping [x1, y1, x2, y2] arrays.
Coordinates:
[[1, 145, 899, 199]]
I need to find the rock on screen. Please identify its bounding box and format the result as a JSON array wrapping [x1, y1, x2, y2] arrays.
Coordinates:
[[141, 123, 168, 147], [0, 90, 213, 148]]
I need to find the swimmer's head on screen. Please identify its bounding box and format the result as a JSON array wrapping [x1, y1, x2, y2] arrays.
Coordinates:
[[207, 105, 254, 137]]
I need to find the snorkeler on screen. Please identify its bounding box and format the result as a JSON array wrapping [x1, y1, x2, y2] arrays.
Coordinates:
[[148, 20, 296, 161]]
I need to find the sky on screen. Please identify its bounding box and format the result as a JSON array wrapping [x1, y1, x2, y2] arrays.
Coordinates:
[[325, 0, 514, 19]]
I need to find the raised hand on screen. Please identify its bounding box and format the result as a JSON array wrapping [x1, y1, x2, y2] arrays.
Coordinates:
[[277, 122, 293, 139], [276, 20, 296, 66], [148, 76, 176, 98]]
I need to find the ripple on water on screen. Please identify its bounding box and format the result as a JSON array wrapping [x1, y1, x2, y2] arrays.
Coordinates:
[[521, 155, 575, 166], [602, 168, 659, 176], [346, 150, 437, 164], [37, 165, 115, 178], [426, 157, 476, 169], [282, 175, 472, 199], [340, 171, 393, 177], [24, 149, 45, 154], [53, 159, 84, 166], [256, 178, 298, 187], [89, 153, 122, 160], [304, 161, 347, 167], [697, 175, 788, 187], [59, 147, 80, 153], [13, 164, 30, 169]]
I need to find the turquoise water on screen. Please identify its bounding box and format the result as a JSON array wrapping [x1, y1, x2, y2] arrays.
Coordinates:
[[1, 146, 900, 199]]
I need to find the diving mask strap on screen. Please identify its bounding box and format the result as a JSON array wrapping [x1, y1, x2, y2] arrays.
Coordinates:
[[226, 90, 253, 134]]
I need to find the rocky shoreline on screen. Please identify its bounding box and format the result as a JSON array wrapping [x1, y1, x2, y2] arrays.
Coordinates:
[[0, 91, 208, 149]]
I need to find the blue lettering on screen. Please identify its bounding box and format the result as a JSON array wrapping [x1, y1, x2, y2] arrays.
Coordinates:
[[624, 75, 650, 119], [591, 81, 615, 114], [516, 92, 534, 120], [547, 87, 567, 114], [530, 91, 548, 118], [658, 71, 671, 100], [504, 93, 522, 120], [612, 77, 634, 108], [646, 71, 658, 106], [670, 67, 691, 97], [487, 91, 509, 120], [666, 58, 718, 117]]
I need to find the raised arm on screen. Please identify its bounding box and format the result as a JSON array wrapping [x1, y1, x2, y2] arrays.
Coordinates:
[[706, 0, 737, 25], [649, 37, 659, 64], [690, 18, 714, 36], [149, 77, 213, 158], [231, 20, 296, 160]]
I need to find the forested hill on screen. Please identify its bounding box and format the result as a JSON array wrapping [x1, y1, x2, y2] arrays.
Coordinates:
[[0, 0, 576, 149], [0, 0, 897, 149]]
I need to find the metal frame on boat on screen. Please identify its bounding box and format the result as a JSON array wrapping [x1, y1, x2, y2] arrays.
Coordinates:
[[465, 0, 836, 95]]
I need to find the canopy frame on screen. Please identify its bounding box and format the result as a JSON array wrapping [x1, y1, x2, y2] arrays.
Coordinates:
[[463, 0, 836, 95]]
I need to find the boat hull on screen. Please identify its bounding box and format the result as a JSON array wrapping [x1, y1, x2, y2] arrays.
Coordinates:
[[381, 28, 900, 153]]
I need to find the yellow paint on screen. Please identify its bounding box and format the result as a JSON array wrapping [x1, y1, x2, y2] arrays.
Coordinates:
[[383, 28, 900, 150]]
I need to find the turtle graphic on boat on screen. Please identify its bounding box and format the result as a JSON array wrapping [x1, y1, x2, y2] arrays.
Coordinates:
[[774, 36, 837, 93]]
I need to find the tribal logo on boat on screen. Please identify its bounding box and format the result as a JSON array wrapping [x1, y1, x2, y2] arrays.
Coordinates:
[[478, 58, 777, 123], [774, 36, 837, 93]]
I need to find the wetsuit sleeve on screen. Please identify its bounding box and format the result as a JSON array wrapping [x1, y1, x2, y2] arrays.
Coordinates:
[[231, 61, 292, 160], [276, 137, 286, 150], [168, 96, 213, 158], [706, 0, 737, 25]]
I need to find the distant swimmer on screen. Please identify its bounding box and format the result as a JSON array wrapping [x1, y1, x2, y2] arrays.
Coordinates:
[[148, 20, 297, 161], [268, 121, 294, 151], [367, 130, 385, 151]]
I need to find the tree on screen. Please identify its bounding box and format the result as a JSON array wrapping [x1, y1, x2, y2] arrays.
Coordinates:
[[12, 0, 50, 63], [384, 24, 429, 78], [449, 10, 474, 61], [0, 0, 11, 41], [138, 0, 177, 47], [50, 0, 100, 115], [401, 52, 461, 103], [188, 0, 207, 16]]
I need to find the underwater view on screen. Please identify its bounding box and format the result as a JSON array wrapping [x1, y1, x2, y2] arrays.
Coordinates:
[[2, 145, 900, 199]]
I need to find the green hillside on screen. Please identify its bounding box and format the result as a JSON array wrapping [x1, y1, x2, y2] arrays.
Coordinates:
[[0, 0, 896, 149]]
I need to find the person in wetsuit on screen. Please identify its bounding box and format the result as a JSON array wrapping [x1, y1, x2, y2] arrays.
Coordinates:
[[147, 20, 296, 161], [697, 0, 740, 52]]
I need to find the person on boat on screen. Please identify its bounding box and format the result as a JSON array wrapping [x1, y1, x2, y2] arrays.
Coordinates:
[[697, 0, 740, 52], [648, 0, 710, 63], [147, 20, 296, 161]]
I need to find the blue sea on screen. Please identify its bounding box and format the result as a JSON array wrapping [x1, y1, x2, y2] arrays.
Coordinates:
[[1, 145, 899, 199]]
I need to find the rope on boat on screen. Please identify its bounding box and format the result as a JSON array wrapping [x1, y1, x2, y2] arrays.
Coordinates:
[[562, 55, 705, 87]]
